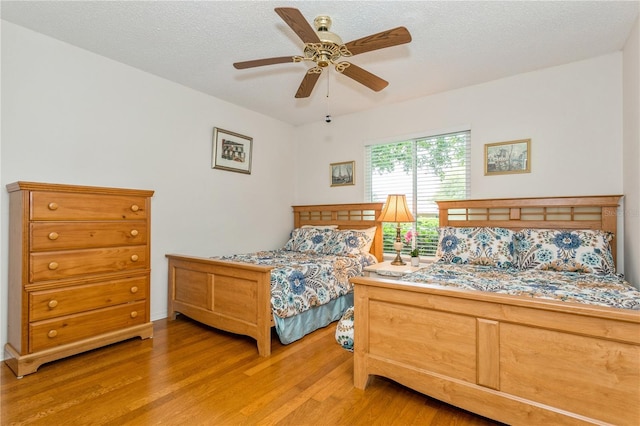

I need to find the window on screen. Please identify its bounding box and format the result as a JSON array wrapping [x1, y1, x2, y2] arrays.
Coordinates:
[[365, 130, 470, 257]]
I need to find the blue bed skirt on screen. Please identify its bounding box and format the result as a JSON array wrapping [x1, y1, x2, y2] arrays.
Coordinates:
[[273, 293, 354, 345]]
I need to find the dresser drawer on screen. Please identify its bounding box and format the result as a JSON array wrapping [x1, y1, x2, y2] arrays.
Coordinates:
[[29, 276, 148, 321], [29, 300, 147, 352], [31, 221, 148, 251], [30, 246, 148, 282], [31, 191, 148, 221]]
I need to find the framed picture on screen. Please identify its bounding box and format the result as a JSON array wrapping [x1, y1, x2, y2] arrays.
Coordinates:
[[330, 161, 355, 187], [212, 127, 253, 174], [484, 139, 531, 175]]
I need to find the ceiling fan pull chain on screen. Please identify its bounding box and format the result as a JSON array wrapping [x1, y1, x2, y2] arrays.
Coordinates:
[[326, 71, 330, 107], [326, 69, 330, 98], [325, 70, 332, 123]]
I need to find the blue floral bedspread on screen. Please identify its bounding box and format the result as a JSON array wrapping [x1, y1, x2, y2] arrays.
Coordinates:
[[400, 263, 640, 310], [217, 250, 376, 319]]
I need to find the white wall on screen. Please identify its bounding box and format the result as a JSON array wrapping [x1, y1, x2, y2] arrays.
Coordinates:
[[0, 22, 296, 350], [623, 16, 640, 286], [293, 53, 627, 277], [293, 54, 623, 204]]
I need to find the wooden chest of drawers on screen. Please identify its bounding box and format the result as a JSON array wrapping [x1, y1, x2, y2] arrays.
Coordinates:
[[5, 182, 154, 377]]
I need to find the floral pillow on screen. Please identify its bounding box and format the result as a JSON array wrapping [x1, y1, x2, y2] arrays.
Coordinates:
[[435, 226, 515, 268], [514, 229, 615, 274], [343, 226, 377, 254], [283, 228, 331, 254], [322, 229, 372, 256]]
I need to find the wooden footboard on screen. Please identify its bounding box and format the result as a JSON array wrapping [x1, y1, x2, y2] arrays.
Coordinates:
[[352, 276, 640, 425], [166, 254, 274, 356]]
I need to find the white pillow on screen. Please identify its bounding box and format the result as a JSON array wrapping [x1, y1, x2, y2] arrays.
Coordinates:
[[301, 225, 338, 230]]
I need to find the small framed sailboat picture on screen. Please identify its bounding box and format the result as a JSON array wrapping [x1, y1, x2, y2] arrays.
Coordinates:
[[330, 161, 355, 187]]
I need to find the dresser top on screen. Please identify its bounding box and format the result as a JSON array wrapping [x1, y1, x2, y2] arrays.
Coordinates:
[[6, 181, 154, 197]]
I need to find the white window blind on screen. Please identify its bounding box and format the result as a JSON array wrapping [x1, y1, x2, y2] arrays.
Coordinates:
[[365, 130, 471, 257]]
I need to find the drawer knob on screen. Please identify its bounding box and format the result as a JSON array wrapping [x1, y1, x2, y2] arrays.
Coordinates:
[[48, 299, 58, 309], [130, 254, 139, 262], [130, 311, 138, 318], [130, 204, 140, 212], [48, 202, 58, 211], [130, 229, 139, 237], [48, 330, 58, 338], [48, 232, 59, 240], [48, 262, 59, 270], [130, 286, 139, 294]]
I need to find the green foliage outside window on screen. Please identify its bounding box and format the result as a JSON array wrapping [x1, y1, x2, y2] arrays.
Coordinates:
[[367, 131, 470, 258], [381, 217, 440, 257]]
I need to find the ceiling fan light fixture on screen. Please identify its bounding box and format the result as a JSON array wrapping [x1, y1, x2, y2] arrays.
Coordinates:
[[313, 16, 343, 45], [317, 55, 330, 68], [317, 31, 342, 45], [303, 42, 342, 67]]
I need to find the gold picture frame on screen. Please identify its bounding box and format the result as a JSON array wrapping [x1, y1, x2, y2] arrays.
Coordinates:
[[212, 127, 253, 174], [330, 161, 355, 187], [485, 139, 531, 175]]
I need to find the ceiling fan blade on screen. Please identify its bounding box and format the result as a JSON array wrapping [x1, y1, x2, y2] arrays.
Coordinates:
[[233, 56, 295, 69], [275, 7, 321, 44], [295, 69, 322, 98], [338, 63, 388, 92], [344, 26, 412, 56]]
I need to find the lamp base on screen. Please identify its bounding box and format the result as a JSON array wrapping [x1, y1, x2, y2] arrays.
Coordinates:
[[390, 223, 406, 265], [390, 250, 405, 265]]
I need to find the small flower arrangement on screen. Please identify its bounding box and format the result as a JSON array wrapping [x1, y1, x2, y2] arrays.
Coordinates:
[[405, 230, 420, 258]]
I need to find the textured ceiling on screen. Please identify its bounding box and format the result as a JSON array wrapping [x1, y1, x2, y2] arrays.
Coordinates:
[[1, 1, 638, 126]]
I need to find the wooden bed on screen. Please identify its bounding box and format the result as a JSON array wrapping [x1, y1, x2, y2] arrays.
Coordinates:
[[166, 202, 383, 357], [351, 195, 640, 425]]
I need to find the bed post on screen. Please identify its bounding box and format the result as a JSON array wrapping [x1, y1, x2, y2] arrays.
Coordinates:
[[353, 283, 371, 389]]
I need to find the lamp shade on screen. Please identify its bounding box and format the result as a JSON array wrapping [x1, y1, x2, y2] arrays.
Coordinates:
[[377, 194, 415, 223]]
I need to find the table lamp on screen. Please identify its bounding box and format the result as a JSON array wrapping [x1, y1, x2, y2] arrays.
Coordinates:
[[377, 194, 415, 265]]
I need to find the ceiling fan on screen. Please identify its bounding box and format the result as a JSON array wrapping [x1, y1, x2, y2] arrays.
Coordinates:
[[233, 7, 412, 98]]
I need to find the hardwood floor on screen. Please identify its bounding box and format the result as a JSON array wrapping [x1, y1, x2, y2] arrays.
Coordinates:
[[1, 317, 503, 425]]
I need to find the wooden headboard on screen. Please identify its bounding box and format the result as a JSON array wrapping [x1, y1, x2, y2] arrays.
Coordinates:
[[292, 203, 384, 262], [437, 195, 623, 263]]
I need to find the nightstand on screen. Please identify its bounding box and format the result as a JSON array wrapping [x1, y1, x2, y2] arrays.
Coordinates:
[[363, 261, 422, 278]]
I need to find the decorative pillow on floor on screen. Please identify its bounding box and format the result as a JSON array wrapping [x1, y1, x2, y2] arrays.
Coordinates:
[[335, 306, 355, 352]]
